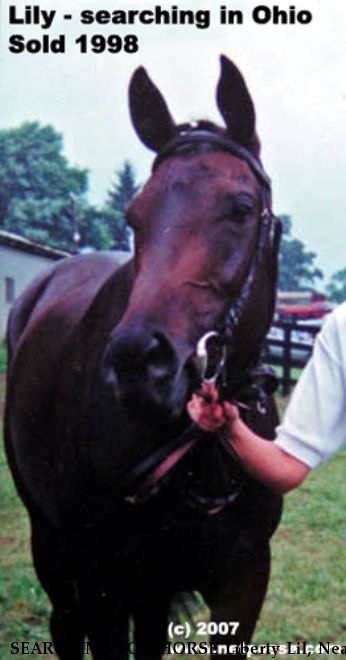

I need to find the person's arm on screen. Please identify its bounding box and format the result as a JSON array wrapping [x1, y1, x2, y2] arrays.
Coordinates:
[[187, 384, 309, 495], [223, 402, 309, 494], [187, 306, 346, 495]]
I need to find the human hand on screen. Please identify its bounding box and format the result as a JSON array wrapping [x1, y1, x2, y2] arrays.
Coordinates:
[[187, 382, 239, 433]]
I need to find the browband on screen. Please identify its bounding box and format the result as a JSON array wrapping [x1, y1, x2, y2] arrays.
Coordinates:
[[152, 128, 272, 191]]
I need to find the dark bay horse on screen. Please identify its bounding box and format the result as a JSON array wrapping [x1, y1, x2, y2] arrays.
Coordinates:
[[5, 56, 282, 659]]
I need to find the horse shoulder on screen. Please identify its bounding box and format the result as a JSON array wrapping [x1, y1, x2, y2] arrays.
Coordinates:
[[7, 251, 131, 354], [5, 252, 134, 525]]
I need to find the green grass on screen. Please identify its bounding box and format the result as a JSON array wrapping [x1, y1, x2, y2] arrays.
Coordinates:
[[0, 344, 7, 374], [0, 374, 56, 658], [265, 362, 303, 393], [1, 385, 345, 659], [256, 450, 346, 646], [270, 364, 303, 382]]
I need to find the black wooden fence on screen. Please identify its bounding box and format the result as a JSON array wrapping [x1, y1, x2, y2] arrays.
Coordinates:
[[263, 320, 321, 396]]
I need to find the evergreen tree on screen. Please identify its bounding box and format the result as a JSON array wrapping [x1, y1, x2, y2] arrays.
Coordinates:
[[106, 160, 139, 250], [0, 121, 120, 252]]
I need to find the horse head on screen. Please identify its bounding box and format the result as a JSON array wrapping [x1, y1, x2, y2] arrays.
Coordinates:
[[102, 56, 280, 422]]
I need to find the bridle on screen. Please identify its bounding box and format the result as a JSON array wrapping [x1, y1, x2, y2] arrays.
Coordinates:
[[155, 126, 281, 339], [124, 126, 281, 510]]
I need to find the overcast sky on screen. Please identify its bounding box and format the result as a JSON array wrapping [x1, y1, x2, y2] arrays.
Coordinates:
[[1, 0, 345, 282]]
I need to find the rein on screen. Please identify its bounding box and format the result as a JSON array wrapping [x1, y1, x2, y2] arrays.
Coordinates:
[[124, 126, 281, 512]]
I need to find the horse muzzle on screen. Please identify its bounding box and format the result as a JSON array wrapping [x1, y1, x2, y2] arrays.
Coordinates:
[[101, 326, 190, 419]]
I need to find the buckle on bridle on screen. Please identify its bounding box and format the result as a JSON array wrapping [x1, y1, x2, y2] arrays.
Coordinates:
[[195, 331, 227, 385]]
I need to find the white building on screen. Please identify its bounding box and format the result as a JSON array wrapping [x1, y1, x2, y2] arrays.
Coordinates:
[[0, 230, 68, 340]]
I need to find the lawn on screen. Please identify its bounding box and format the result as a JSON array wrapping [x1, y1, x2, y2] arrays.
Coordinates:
[[0, 344, 7, 374], [1, 380, 345, 659]]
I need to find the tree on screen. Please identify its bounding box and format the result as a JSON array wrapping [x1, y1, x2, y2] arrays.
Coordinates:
[[69, 201, 114, 252], [107, 160, 139, 214], [326, 268, 346, 303], [106, 160, 140, 250], [278, 215, 323, 290], [0, 122, 89, 250], [78, 204, 129, 251]]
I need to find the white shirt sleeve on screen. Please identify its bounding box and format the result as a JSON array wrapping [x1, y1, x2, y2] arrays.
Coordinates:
[[274, 306, 346, 469]]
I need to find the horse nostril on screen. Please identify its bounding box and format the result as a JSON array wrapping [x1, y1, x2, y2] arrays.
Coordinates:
[[146, 333, 176, 378], [104, 329, 177, 387]]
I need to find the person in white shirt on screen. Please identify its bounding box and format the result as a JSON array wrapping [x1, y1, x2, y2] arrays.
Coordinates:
[[187, 303, 346, 495]]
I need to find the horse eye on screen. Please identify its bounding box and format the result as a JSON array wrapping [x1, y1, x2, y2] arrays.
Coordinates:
[[233, 204, 253, 223], [219, 205, 252, 225], [218, 195, 254, 226]]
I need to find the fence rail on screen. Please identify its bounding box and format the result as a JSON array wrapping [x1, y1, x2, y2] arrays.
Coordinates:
[[263, 320, 321, 396]]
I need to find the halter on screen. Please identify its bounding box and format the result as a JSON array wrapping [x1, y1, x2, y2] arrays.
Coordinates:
[[124, 126, 281, 510]]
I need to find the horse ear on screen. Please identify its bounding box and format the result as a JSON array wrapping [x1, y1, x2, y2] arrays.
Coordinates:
[[129, 67, 175, 152], [216, 55, 259, 155]]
